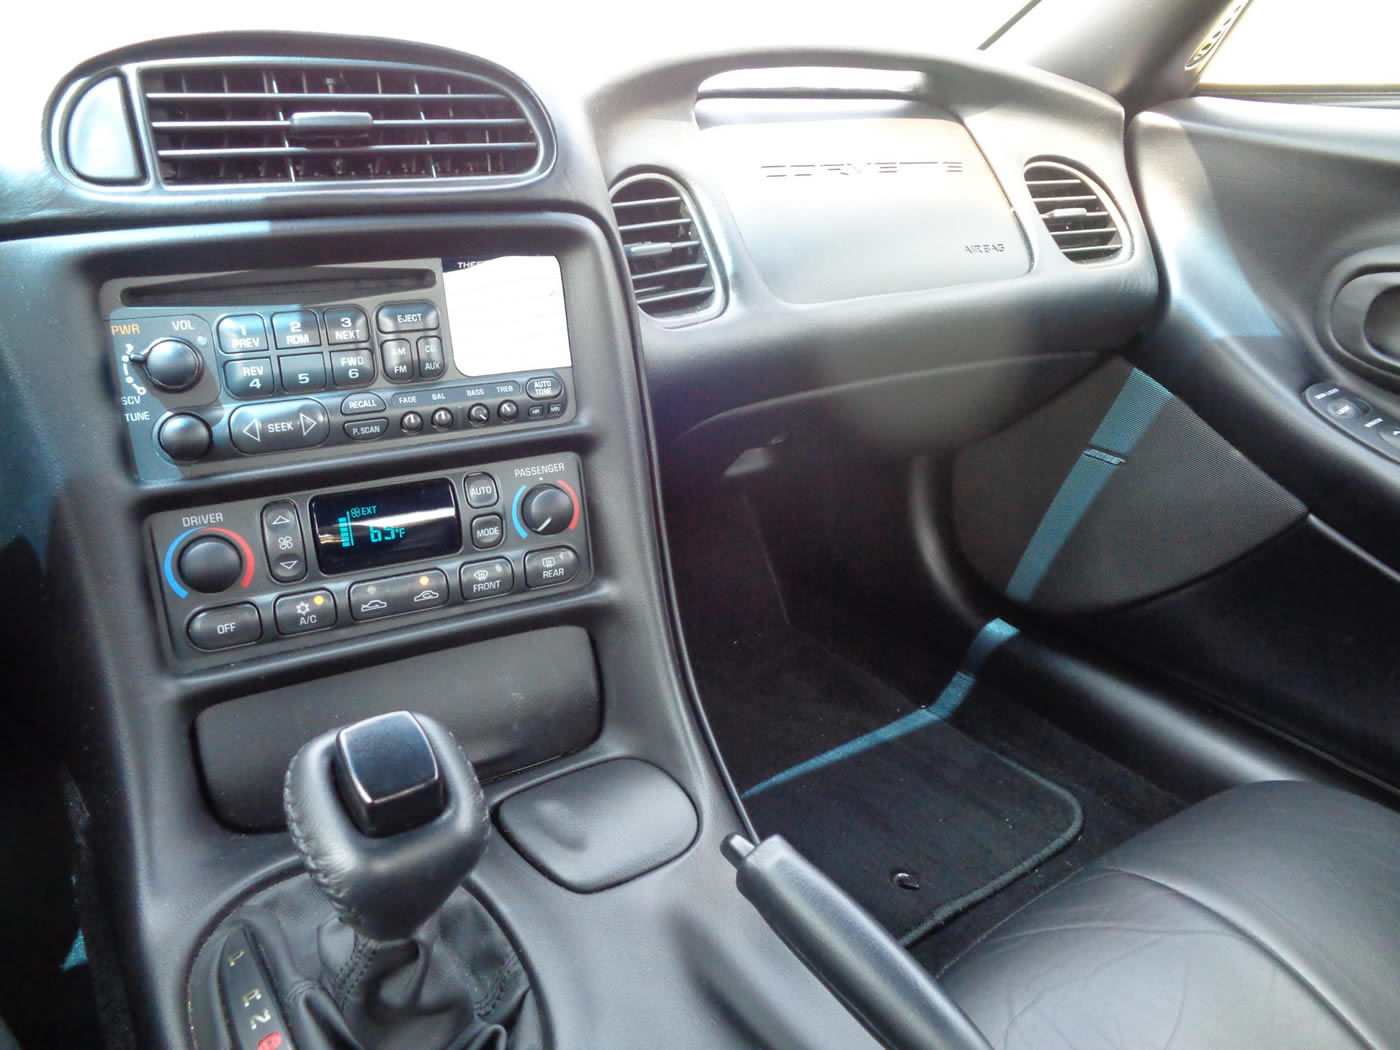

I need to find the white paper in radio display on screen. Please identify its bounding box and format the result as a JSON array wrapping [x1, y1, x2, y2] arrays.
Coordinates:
[[442, 255, 572, 377]]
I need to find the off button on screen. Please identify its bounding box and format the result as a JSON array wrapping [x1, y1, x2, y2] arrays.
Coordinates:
[[229, 400, 330, 454], [187, 603, 262, 651]]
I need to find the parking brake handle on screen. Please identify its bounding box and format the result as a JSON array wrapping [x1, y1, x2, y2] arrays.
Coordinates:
[[723, 833, 993, 1050]]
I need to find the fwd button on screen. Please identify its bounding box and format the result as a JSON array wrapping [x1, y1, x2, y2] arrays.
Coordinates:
[[229, 400, 330, 454]]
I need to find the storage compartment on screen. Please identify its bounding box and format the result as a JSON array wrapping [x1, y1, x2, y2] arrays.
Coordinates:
[[195, 626, 601, 829]]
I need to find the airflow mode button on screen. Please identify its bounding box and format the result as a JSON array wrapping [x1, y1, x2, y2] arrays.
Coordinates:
[[229, 400, 330, 454]]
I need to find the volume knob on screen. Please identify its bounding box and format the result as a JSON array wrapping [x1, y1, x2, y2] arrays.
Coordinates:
[[133, 338, 204, 393]]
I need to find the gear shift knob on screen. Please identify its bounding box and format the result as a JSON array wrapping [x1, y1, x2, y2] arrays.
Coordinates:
[[285, 711, 489, 942]]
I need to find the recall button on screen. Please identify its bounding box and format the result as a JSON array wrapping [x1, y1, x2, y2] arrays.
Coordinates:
[[229, 400, 330, 454], [187, 603, 262, 651], [524, 547, 580, 589], [341, 392, 387, 415], [461, 558, 513, 600]]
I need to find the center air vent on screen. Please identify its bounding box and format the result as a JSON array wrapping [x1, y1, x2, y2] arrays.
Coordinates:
[[610, 174, 723, 322], [1024, 161, 1125, 264], [138, 60, 542, 186]]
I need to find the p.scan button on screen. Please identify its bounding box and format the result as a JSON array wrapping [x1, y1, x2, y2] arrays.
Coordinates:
[[229, 400, 330, 454]]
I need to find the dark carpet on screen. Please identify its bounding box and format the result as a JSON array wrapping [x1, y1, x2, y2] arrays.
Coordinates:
[[743, 717, 1082, 942]]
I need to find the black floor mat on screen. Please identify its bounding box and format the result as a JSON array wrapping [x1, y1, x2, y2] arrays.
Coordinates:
[[743, 717, 1082, 941]]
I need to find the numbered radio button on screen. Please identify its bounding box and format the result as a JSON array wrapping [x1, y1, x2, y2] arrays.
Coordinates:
[[261, 500, 307, 584], [324, 306, 370, 345], [279, 353, 327, 393], [187, 603, 262, 651], [224, 357, 277, 399], [524, 547, 580, 589], [272, 310, 321, 349], [274, 589, 336, 635], [217, 314, 269, 353], [461, 558, 514, 600], [330, 349, 375, 389]]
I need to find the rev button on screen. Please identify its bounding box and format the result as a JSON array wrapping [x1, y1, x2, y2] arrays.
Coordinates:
[[229, 400, 330, 454]]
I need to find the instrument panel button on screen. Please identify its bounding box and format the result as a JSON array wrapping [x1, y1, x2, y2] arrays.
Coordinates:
[[188, 603, 261, 651], [217, 314, 269, 353], [464, 473, 499, 508], [274, 590, 337, 635], [461, 558, 513, 600], [261, 500, 307, 584], [524, 547, 580, 589], [272, 310, 321, 349], [229, 400, 330, 454], [471, 514, 504, 550], [279, 353, 327, 393], [376, 301, 440, 333], [324, 306, 369, 345], [349, 569, 449, 621], [224, 357, 277, 399]]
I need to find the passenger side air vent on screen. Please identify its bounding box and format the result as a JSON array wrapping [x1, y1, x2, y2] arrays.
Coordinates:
[[138, 60, 542, 186], [610, 174, 723, 321], [1023, 161, 1125, 264]]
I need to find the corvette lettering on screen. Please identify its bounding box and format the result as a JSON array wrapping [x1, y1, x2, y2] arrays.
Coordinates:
[[759, 160, 966, 178]]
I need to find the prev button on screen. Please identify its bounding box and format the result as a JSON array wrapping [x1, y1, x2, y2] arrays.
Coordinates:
[[524, 547, 580, 588], [229, 400, 330, 454]]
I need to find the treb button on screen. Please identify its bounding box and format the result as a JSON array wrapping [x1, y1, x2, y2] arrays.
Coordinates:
[[229, 400, 330, 454]]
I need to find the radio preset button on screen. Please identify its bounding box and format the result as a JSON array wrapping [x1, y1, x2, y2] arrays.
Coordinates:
[[345, 418, 389, 441], [525, 375, 563, 400], [324, 306, 369, 345], [279, 353, 327, 393], [376, 301, 440, 333], [217, 315, 269, 353], [274, 590, 337, 635], [261, 500, 307, 584], [229, 400, 330, 454], [157, 414, 212, 463], [188, 603, 261, 651], [349, 569, 449, 621], [464, 473, 499, 508], [524, 547, 581, 589], [341, 393, 386, 415], [223, 357, 277, 399], [416, 336, 446, 379], [381, 339, 415, 383], [471, 514, 504, 550], [461, 558, 513, 600], [331, 349, 376, 388], [272, 310, 321, 349]]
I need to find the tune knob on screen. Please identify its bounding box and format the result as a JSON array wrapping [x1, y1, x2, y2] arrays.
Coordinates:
[[178, 536, 244, 593], [520, 484, 575, 535], [131, 338, 204, 392]]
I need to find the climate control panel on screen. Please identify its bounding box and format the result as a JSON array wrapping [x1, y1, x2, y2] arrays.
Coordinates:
[[105, 257, 578, 480], [149, 454, 591, 661]]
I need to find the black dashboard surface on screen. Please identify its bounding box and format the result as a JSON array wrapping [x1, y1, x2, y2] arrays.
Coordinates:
[[0, 21, 1159, 1050]]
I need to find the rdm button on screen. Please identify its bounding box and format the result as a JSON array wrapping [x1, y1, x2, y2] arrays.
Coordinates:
[[229, 400, 329, 454]]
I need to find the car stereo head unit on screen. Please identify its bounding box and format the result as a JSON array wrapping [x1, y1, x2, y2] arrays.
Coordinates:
[[102, 256, 579, 481]]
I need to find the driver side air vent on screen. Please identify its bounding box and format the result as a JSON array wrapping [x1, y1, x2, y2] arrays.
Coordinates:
[[1024, 161, 1125, 264], [138, 59, 543, 186], [610, 174, 723, 322]]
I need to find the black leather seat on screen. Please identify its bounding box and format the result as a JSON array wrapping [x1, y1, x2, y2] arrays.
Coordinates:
[[940, 781, 1400, 1050]]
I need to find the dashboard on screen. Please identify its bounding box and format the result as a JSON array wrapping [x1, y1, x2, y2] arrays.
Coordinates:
[[0, 22, 1158, 1050]]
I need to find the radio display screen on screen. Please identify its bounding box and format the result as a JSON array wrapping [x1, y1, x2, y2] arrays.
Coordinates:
[[310, 479, 461, 575]]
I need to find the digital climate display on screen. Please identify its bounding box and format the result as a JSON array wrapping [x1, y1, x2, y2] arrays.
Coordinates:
[[311, 479, 461, 575]]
